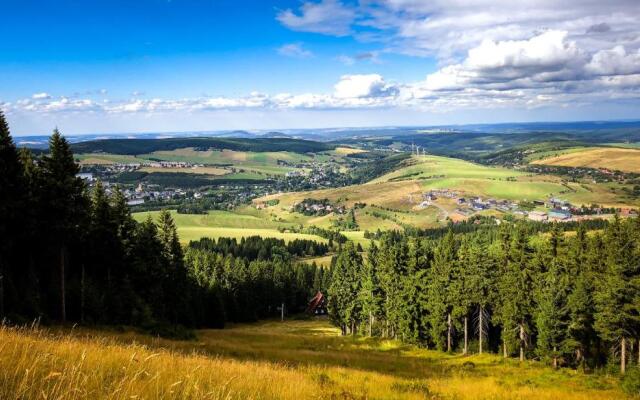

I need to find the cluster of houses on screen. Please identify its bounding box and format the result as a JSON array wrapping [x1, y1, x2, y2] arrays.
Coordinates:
[[418, 188, 639, 223], [122, 183, 195, 206], [75, 173, 204, 206], [421, 189, 521, 215], [422, 189, 459, 203], [92, 161, 205, 174], [293, 201, 346, 215]]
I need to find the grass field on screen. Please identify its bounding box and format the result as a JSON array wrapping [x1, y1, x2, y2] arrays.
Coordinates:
[[532, 147, 640, 173], [140, 166, 229, 175], [372, 155, 526, 183], [76, 153, 153, 165], [333, 146, 368, 155], [137, 148, 312, 176], [0, 319, 626, 400], [133, 210, 327, 244]]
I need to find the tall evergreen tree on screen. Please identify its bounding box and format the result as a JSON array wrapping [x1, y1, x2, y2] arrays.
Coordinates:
[[328, 242, 363, 335], [0, 111, 25, 318], [425, 230, 457, 351], [594, 217, 640, 374], [496, 226, 534, 360], [40, 129, 87, 322], [359, 243, 384, 336], [535, 260, 569, 368]]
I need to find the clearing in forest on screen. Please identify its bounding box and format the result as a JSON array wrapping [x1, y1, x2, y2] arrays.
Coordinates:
[[0, 319, 625, 400]]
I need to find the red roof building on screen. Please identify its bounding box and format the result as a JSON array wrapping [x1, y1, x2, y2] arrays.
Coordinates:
[[306, 291, 327, 315]]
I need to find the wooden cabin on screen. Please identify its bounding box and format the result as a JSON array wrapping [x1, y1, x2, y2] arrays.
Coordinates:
[[306, 291, 327, 316]]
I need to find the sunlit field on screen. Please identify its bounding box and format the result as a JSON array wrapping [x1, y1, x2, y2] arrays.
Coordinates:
[[532, 147, 640, 173], [0, 320, 626, 400], [133, 210, 327, 244]]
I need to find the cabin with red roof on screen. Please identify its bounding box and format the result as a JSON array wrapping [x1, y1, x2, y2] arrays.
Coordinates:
[[306, 291, 327, 316]]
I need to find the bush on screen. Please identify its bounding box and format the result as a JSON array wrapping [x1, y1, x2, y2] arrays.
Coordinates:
[[621, 367, 640, 396]]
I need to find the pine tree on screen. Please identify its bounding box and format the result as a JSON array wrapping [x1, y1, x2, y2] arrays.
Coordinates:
[[40, 129, 87, 322], [594, 217, 640, 374], [535, 260, 569, 368], [359, 243, 383, 336], [456, 236, 494, 354], [157, 210, 190, 325], [328, 242, 362, 335], [426, 230, 457, 351], [496, 226, 534, 360], [0, 111, 25, 317], [566, 267, 595, 368], [564, 226, 596, 367], [378, 235, 408, 339]]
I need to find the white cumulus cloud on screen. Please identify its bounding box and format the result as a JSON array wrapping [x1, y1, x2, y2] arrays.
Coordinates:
[[334, 74, 399, 98], [277, 0, 355, 36]]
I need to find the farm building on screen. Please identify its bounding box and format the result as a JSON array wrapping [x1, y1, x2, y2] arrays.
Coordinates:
[[306, 291, 327, 316], [549, 209, 572, 220]]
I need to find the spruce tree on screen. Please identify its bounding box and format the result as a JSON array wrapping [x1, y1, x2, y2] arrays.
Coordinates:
[[496, 226, 534, 360], [40, 129, 87, 322], [535, 260, 569, 368], [426, 230, 457, 351], [359, 243, 383, 336], [0, 111, 25, 317], [594, 217, 640, 374]]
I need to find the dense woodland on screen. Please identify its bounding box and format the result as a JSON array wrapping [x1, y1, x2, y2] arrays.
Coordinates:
[[328, 218, 640, 374], [71, 137, 335, 155], [0, 112, 319, 334]]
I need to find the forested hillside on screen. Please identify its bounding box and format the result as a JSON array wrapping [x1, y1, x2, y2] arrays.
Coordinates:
[[71, 137, 335, 155], [329, 218, 640, 373]]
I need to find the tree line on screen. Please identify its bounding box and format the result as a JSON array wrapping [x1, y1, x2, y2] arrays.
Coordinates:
[[328, 218, 640, 374], [184, 240, 327, 325], [188, 236, 329, 261]]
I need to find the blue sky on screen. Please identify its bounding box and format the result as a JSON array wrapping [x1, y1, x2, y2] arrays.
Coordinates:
[[1, 0, 639, 135]]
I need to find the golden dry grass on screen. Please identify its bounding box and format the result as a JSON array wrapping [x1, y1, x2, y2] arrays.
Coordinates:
[[258, 180, 423, 211], [333, 147, 368, 155], [533, 147, 640, 173], [0, 320, 626, 400], [140, 166, 229, 175]]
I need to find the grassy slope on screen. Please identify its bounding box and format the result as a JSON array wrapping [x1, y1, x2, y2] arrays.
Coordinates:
[[261, 155, 549, 214], [76, 153, 154, 165], [372, 155, 631, 207], [256, 155, 635, 232], [0, 320, 624, 400], [140, 166, 229, 175], [133, 210, 327, 244], [532, 147, 640, 173]]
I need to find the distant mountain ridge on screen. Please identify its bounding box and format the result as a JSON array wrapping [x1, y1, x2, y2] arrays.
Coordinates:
[[15, 120, 640, 151]]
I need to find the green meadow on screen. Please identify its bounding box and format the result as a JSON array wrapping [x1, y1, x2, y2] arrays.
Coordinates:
[[133, 210, 327, 244]]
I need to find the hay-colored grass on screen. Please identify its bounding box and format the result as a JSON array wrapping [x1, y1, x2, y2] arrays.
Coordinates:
[[533, 147, 640, 173], [141, 148, 313, 176], [76, 153, 152, 165], [333, 146, 368, 155], [140, 166, 229, 175], [0, 320, 625, 400], [133, 210, 326, 244]]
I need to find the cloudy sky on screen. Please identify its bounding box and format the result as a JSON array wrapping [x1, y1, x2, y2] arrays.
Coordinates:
[[1, 0, 639, 135]]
